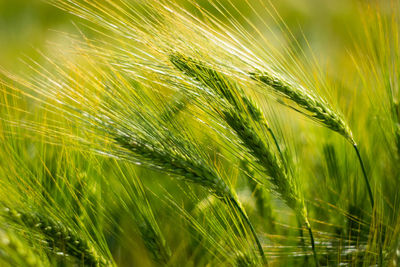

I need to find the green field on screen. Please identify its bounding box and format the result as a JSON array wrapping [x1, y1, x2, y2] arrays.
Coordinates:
[[0, 0, 399, 266]]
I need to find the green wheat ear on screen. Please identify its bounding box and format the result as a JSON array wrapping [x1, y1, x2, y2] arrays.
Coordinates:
[[3, 207, 110, 267], [250, 71, 353, 142], [169, 53, 303, 214], [115, 135, 267, 264], [115, 135, 231, 198], [170, 53, 283, 160], [137, 217, 171, 264], [170, 53, 319, 266], [250, 70, 374, 209]]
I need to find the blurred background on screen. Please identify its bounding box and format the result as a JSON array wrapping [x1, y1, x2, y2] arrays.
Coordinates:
[[0, 0, 366, 72]]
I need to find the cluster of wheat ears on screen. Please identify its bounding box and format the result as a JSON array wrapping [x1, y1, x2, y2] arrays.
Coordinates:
[[0, 0, 399, 266]]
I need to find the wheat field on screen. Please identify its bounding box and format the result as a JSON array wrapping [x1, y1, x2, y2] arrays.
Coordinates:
[[0, 0, 399, 266]]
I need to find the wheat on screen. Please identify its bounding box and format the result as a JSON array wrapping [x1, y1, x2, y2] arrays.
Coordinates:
[[115, 135, 266, 264], [3, 208, 109, 267], [115, 135, 230, 198], [250, 70, 374, 209], [137, 217, 171, 264], [250, 71, 353, 142], [169, 54, 304, 217], [170, 53, 283, 159], [223, 109, 305, 216], [170, 54, 320, 265]]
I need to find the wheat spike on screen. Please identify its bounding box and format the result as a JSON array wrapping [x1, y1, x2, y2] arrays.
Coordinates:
[[250, 71, 353, 142], [115, 135, 266, 264], [250, 70, 374, 211], [169, 54, 303, 216], [115, 135, 230, 198], [137, 217, 171, 264], [3, 208, 109, 267], [170, 53, 283, 159]]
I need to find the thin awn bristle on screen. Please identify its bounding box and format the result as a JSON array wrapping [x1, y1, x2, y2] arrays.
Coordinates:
[[160, 94, 192, 122]]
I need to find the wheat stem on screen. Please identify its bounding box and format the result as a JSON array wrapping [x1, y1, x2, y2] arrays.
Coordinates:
[[353, 144, 383, 266], [353, 144, 374, 208], [305, 221, 319, 267], [230, 197, 267, 266]]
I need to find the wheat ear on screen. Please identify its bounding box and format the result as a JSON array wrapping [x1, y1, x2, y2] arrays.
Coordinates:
[[137, 216, 171, 264], [3, 208, 109, 267], [250, 71, 374, 210], [170, 54, 283, 160], [115, 135, 267, 264]]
